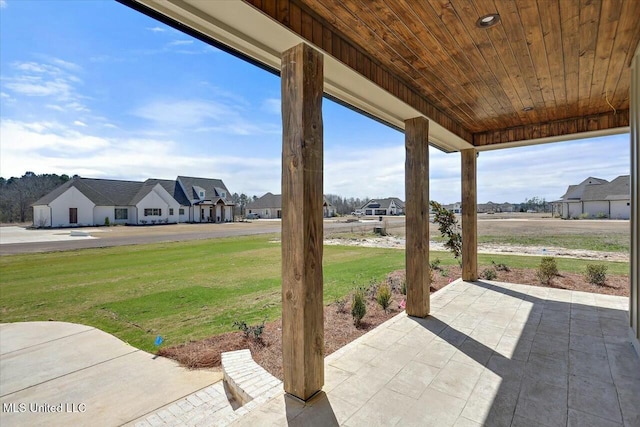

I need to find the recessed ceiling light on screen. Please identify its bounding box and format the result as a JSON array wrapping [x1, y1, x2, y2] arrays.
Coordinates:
[[523, 106, 534, 112], [476, 13, 500, 28]]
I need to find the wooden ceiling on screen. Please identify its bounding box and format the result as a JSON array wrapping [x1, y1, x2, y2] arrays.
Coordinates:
[[244, 0, 640, 147]]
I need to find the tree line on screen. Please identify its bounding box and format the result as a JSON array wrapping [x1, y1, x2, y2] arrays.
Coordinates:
[[0, 172, 71, 223]]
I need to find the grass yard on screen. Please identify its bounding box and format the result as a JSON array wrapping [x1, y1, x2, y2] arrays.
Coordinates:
[[0, 234, 629, 353]]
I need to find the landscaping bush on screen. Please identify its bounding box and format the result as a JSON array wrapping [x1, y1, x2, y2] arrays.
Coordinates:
[[491, 260, 510, 272], [401, 280, 407, 295], [430, 258, 442, 271], [585, 264, 608, 286], [377, 283, 392, 313], [481, 268, 497, 280], [351, 288, 367, 327], [334, 296, 348, 314], [233, 319, 266, 341], [536, 256, 558, 285], [429, 201, 462, 262], [104, 216, 110, 226]]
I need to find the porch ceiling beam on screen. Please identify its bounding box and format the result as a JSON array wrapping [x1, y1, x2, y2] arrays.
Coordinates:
[[280, 43, 324, 400], [405, 117, 430, 318], [461, 149, 478, 282], [473, 110, 630, 151]]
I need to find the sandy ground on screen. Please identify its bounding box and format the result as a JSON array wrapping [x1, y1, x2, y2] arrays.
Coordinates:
[[324, 235, 629, 262]]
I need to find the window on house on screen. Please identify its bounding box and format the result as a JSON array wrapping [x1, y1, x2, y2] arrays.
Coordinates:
[[144, 208, 162, 216], [221, 192, 226, 198], [179, 208, 185, 215], [114, 208, 128, 220], [169, 208, 174, 215], [199, 191, 204, 197]]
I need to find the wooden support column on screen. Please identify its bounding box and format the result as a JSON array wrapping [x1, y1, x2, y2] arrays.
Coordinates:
[[405, 117, 430, 318], [630, 43, 640, 354], [281, 43, 324, 401], [461, 149, 478, 281]]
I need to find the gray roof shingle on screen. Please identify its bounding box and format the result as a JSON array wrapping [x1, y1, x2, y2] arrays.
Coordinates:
[[33, 176, 228, 207]]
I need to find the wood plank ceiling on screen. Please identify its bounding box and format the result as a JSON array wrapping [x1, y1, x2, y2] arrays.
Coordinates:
[[244, 0, 640, 147]]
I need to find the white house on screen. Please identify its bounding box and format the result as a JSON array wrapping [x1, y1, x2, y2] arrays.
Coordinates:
[[360, 198, 405, 216], [556, 175, 630, 219], [246, 193, 336, 219], [32, 176, 234, 227]]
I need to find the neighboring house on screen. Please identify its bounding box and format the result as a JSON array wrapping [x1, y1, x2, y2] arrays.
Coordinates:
[[32, 176, 234, 227], [555, 175, 630, 219], [360, 198, 405, 216], [477, 202, 515, 213], [246, 193, 336, 219], [443, 202, 462, 214]]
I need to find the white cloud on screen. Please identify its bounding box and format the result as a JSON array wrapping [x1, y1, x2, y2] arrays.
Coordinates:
[[1, 92, 10, 99], [2, 60, 87, 112], [132, 99, 279, 136], [73, 120, 87, 127], [167, 40, 193, 47], [147, 26, 166, 33], [0, 1, 6, 8]]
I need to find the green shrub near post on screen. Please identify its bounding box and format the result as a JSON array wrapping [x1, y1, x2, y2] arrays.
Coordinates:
[[376, 283, 392, 312], [351, 288, 367, 327], [585, 264, 608, 286], [537, 256, 558, 285]]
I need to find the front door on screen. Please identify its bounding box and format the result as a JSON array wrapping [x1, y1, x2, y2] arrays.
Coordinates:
[[69, 208, 78, 224]]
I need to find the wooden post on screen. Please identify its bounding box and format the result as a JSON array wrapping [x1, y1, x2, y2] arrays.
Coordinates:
[[281, 43, 324, 401], [405, 117, 430, 318], [461, 149, 478, 281], [629, 43, 639, 352]]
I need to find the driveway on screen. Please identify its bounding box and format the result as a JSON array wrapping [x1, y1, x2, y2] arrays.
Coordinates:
[[0, 322, 221, 426]]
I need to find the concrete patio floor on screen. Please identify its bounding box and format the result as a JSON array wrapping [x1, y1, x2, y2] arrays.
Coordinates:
[[233, 280, 640, 427]]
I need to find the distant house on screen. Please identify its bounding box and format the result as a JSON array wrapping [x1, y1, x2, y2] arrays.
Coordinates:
[[32, 176, 234, 227], [360, 198, 405, 216], [246, 193, 336, 219], [555, 175, 630, 219], [477, 202, 515, 213]]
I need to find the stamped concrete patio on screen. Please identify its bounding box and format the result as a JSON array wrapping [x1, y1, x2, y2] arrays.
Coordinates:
[[230, 279, 640, 427]]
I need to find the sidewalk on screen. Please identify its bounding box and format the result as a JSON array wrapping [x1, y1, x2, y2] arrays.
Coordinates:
[[0, 322, 221, 426]]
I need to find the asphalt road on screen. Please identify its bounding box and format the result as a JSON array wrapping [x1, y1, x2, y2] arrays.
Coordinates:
[[0, 219, 397, 255]]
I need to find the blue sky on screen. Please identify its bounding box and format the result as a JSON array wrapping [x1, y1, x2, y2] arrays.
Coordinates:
[[0, 0, 631, 204]]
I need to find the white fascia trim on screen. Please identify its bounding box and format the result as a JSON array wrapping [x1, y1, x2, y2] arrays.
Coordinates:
[[475, 126, 630, 152]]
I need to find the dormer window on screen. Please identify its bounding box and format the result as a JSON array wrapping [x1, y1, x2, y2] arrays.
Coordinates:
[[221, 192, 226, 198], [200, 191, 204, 198]]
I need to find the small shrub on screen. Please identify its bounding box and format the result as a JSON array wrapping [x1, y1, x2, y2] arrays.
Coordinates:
[[578, 213, 590, 219], [429, 258, 442, 271], [233, 319, 266, 341], [596, 212, 608, 219], [401, 279, 407, 295], [585, 264, 608, 286], [481, 268, 497, 280], [536, 256, 558, 285], [351, 288, 367, 327], [104, 217, 110, 226], [377, 284, 392, 312], [440, 268, 449, 277], [491, 260, 510, 272], [366, 279, 379, 300], [334, 296, 348, 314]]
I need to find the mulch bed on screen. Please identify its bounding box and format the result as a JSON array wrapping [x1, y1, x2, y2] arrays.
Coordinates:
[[158, 265, 629, 380]]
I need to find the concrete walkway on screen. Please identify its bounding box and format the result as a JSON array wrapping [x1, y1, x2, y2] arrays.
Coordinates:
[[0, 322, 221, 426]]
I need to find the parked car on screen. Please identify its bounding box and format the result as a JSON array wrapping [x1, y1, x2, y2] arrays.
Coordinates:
[[245, 213, 260, 219]]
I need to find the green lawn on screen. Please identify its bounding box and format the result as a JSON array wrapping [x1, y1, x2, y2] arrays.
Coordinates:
[[0, 234, 629, 352]]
